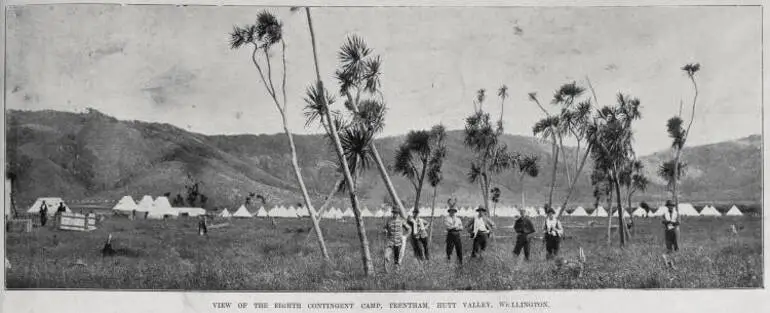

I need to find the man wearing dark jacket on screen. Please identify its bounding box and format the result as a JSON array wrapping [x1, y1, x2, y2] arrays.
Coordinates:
[[513, 209, 536, 261]]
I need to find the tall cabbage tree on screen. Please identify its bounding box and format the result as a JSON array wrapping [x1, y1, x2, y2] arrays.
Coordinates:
[[229, 11, 329, 261], [665, 63, 701, 215]]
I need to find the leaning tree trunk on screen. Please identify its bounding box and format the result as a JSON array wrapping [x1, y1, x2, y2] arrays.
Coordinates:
[[612, 169, 626, 246], [556, 144, 592, 218], [305, 8, 373, 275], [413, 163, 428, 213], [606, 184, 613, 246], [370, 144, 409, 218], [547, 136, 560, 206], [349, 192, 374, 274], [520, 175, 526, 209], [427, 186, 438, 248], [281, 122, 330, 261]]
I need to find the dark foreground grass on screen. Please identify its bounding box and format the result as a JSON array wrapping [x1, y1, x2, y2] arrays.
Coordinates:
[[5, 215, 763, 290]]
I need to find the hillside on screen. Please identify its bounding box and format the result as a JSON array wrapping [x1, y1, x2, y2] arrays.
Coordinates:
[[5, 109, 762, 210]]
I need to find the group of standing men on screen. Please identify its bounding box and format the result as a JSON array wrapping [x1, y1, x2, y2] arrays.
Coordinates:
[[382, 197, 565, 266], [38, 201, 67, 227]]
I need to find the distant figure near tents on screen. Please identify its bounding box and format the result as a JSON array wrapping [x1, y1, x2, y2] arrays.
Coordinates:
[[39, 201, 48, 226]]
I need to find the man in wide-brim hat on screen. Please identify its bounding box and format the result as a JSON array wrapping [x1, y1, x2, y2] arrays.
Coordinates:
[[543, 206, 563, 260], [383, 206, 411, 267], [444, 199, 463, 264], [661, 200, 680, 252], [467, 206, 495, 258]]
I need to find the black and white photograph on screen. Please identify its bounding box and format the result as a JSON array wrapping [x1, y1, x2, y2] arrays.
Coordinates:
[[2, 1, 764, 296]]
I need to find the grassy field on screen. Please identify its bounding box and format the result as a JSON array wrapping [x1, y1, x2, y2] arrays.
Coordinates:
[[5, 214, 763, 290]]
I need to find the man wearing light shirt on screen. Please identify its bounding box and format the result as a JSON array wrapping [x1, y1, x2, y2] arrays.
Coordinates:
[[444, 203, 464, 265], [661, 200, 680, 252], [467, 206, 495, 258]]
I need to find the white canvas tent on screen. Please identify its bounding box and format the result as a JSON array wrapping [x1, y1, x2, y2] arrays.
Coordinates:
[[27, 197, 71, 216], [232, 205, 253, 218], [112, 196, 138, 213], [726, 205, 743, 216], [677, 203, 699, 216], [219, 208, 232, 218], [612, 209, 631, 218], [256, 206, 268, 217], [571, 206, 589, 216], [361, 207, 373, 217], [651, 206, 667, 217], [148, 196, 176, 219], [699, 205, 721, 217], [136, 195, 154, 213], [373, 208, 385, 218], [592, 206, 609, 217], [295, 206, 309, 217], [631, 207, 647, 217], [342, 208, 355, 218]]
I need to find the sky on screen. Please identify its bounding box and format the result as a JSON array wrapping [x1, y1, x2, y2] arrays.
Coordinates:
[[4, 4, 762, 155]]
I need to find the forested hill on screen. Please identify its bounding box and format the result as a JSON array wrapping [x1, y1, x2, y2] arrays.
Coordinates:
[[6, 109, 761, 209]]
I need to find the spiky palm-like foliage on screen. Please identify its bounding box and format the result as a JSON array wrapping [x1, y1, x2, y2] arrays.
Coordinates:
[[465, 88, 519, 211], [588, 91, 643, 247], [229, 10, 330, 261]]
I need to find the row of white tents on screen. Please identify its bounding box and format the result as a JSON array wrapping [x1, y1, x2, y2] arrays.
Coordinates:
[[110, 195, 205, 218], [19, 194, 746, 220], [212, 203, 746, 219]]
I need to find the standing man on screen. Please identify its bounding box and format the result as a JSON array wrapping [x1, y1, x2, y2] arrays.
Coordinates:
[[513, 209, 535, 261], [544, 207, 564, 260], [198, 214, 209, 236], [54, 202, 67, 228], [444, 200, 464, 265], [661, 200, 680, 252], [407, 209, 430, 260], [467, 206, 495, 258], [39, 201, 49, 227], [383, 207, 411, 267]]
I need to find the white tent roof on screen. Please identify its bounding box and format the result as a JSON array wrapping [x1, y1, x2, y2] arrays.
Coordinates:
[[592, 206, 609, 217], [537, 207, 546, 216], [232, 205, 253, 218], [677, 203, 699, 216], [631, 207, 647, 217], [334, 207, 344, 219], [726, 205, 743, 216], [219, 208, 232, 217], [342, 208, 355, 217], [651, 206, 667, 217], [296, 206, 310, 217], [373, 208, 385, 218], [136, 195, 154, 212], [287, 206, 299, 217], [112, 196, 138, 212], [27, 197, 71, 216], [699, 205, 722, 216], [571, 206, 589, 216], [611, 209, 631, 217], [361, 207, 373, 217], [256, 206, 268, 217], [270, 206, 287, 217], [148, 196, 176, 218]]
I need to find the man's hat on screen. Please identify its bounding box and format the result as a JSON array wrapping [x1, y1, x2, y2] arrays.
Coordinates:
[[476, 206, 486, 212], [665, 200, 675, 207], [448, 207, 458, 213]]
